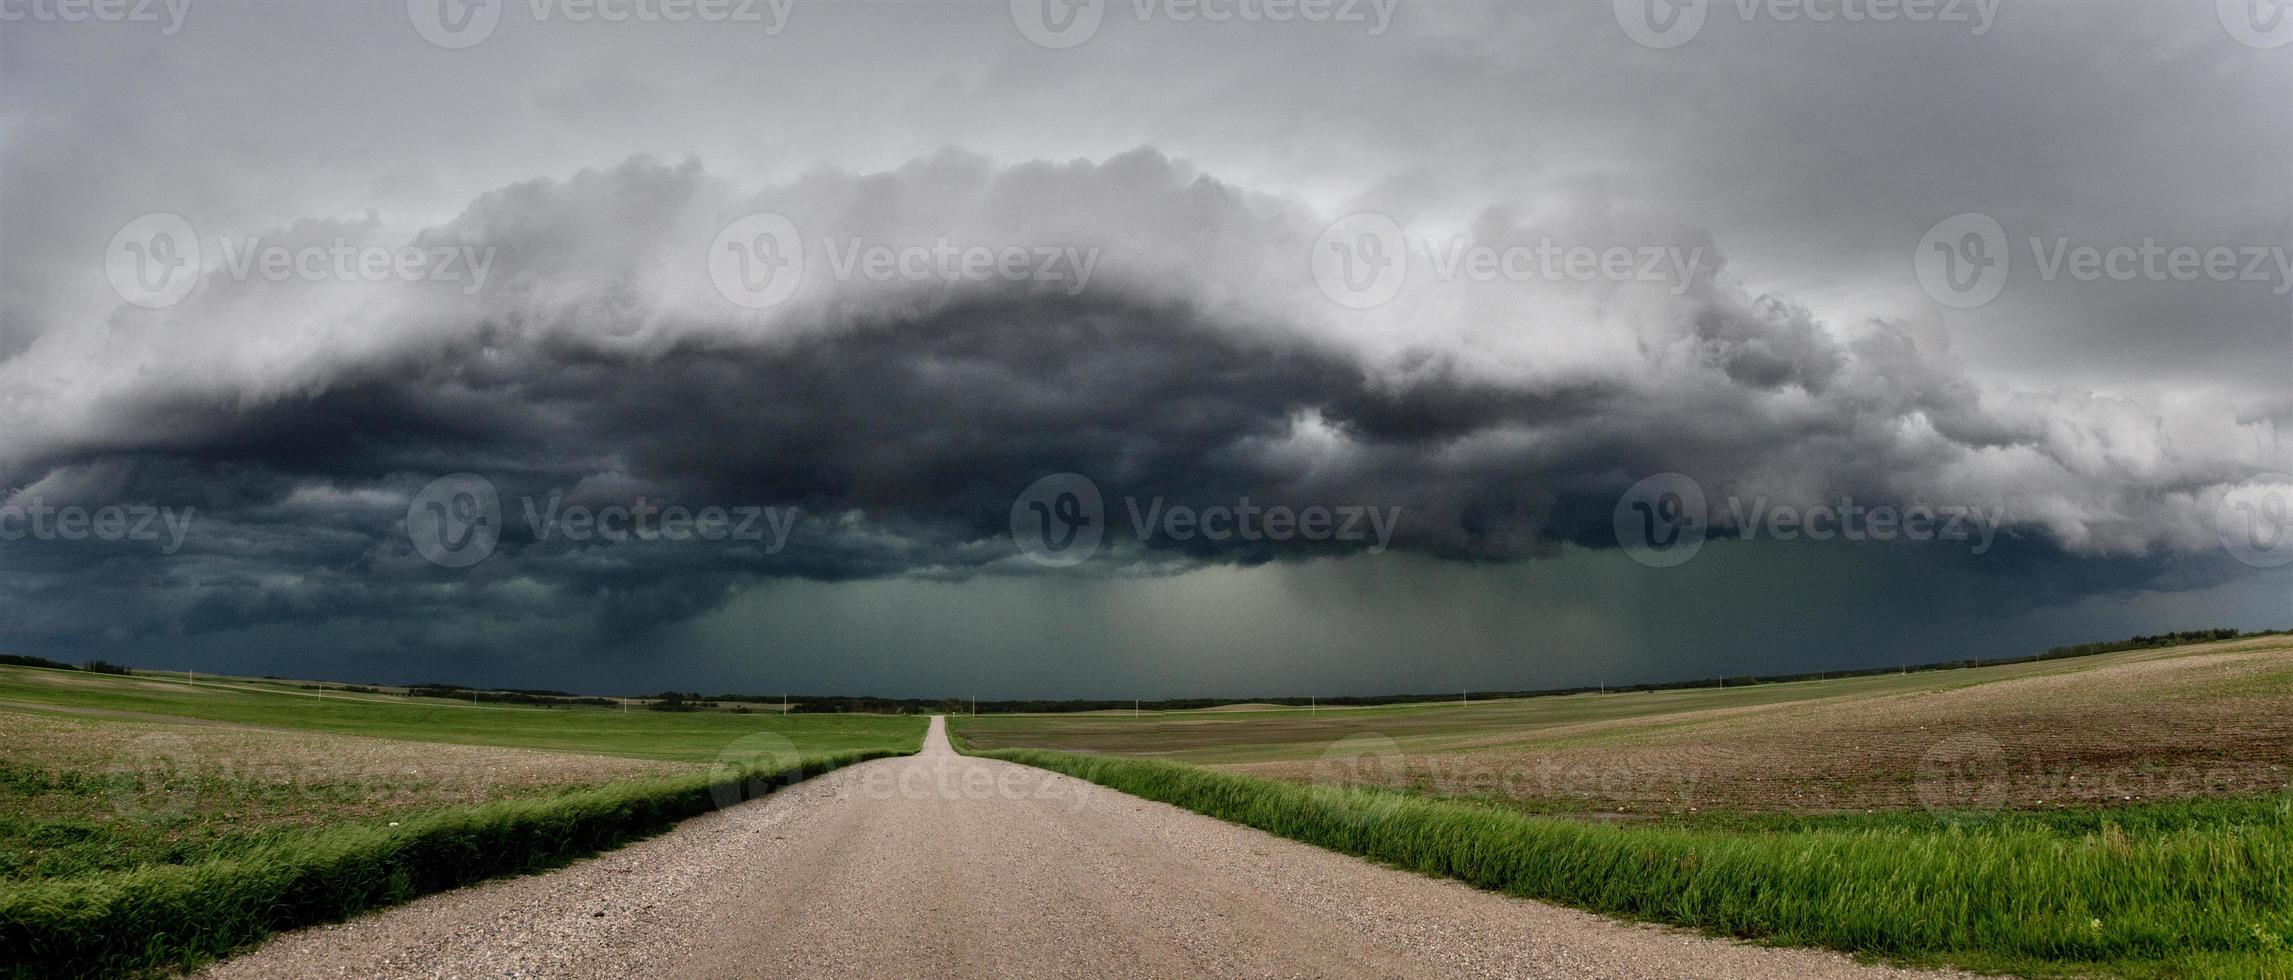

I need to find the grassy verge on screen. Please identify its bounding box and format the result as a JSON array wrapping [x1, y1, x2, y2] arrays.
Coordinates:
[[0, 748, 903, 979], [976, 748, 2293, 978]]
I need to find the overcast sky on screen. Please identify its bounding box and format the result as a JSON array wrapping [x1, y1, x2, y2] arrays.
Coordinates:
[[1, 0, 2287, 697]]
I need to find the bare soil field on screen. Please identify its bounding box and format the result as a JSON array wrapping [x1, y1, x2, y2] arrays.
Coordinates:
[[962, 637, 2293, 815]]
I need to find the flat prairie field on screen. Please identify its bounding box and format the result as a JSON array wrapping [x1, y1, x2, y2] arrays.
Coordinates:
[[954, 636, 2293, 816], [0, 665, 920, 763], [0, 665, 925, 884]]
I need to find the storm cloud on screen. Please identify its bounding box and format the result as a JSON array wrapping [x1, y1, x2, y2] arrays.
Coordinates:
[[1, 1, 2285, 693]]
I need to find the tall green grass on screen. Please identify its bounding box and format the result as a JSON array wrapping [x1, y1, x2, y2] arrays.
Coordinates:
[[0, 749, 902, 979], [981, 748, 2293, 978]]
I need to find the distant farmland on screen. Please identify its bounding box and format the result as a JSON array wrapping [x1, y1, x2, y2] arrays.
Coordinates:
[[954, 634, 2293, 816]]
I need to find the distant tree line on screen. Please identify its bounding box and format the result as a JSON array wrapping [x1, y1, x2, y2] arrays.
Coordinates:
[[0, 655, 130, 675], [645, 691, 721, 711], [296, 683, 382, 694], [403, 683, 617, 708]]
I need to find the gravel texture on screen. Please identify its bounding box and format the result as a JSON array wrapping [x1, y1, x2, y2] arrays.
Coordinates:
[[203, 717, 1968, 979]]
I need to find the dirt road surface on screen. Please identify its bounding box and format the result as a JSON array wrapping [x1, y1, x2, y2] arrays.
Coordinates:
[[204, 717, 1963, 979]]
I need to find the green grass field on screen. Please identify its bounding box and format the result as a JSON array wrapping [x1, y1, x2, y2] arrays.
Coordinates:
[[0, 665, 925, 977], [974, 748, 2291, 979]]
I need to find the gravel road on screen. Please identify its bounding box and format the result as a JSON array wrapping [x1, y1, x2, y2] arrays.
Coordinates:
[[203, 717, 1964, 979]]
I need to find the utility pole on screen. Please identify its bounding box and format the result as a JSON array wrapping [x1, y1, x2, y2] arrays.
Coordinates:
[[1133, 698, 1139, 718], [1310, 696, 1315, 714]]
